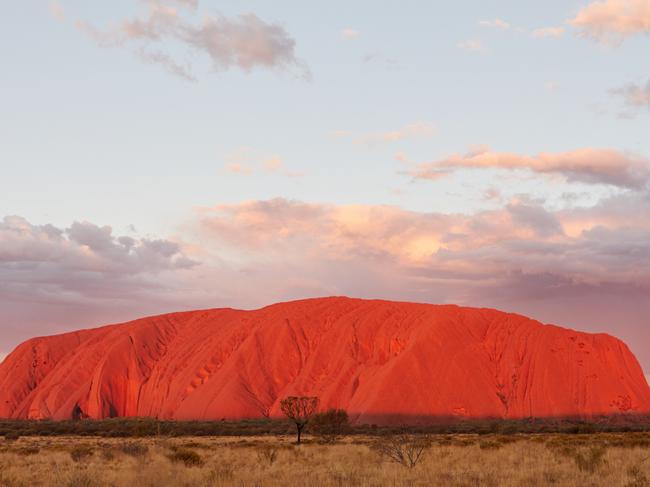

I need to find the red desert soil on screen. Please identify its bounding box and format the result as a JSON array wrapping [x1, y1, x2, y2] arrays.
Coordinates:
[[1, 297, 649, 423]]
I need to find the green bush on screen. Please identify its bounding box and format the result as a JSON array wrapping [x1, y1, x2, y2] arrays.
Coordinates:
[[309, 409, 350, 443]]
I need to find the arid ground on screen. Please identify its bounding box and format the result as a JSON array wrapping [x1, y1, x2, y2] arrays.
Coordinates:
[[1, 433, 649, 487]]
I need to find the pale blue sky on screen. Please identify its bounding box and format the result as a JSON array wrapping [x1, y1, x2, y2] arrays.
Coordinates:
[[2, 1, 648, 235]]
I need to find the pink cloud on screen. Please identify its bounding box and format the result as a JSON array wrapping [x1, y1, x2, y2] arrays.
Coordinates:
[[410, 146, 650, 189], [531, 26, 565, 38], [341, 28, 360, 40], [76, 4, 308, 80], [223, 149, 301, 178], [570, 0, 650, 44], [48, 0, 65, 21]]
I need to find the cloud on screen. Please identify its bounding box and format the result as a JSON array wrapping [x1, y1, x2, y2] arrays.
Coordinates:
[[531, 26, 565, 38], [3, 190, 650, 374], [136, 48, 196, 82], [457, 39, 486, 52], [545, 81, 560, 91], [192, 194, 650, 373], [48, 0, 65, 21], [225, 162, 253, 175], [223, 148, 303, 178], [341, 28, 360, 39], [611, 79, 650, 111], [335, 122, 437, 146], [409, 146, 650, 189], [360, 52, 399, 69], [0, 216, 196, 276], [570, 0, 650, 44], [478, 19, 510, 30], [76, 4, 308, 80], [189, 196, 650, 333], [0, 215, 200, 355]]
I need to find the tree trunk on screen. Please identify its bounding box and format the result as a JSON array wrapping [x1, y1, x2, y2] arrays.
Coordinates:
[[297, 424, 303, 444]]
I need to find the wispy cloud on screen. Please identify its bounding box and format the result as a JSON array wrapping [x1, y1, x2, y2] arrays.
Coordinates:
[[223, 148, 303, 178], [531, 26, 565, 38], [408, 146, 650, 189], [478, 19, 510, 30], [611, 79, 650, 111], [48, 0, 65, 21], [333, 122, 437, 146], [457, 39, 486, 52], [75, 2, 309, 80]]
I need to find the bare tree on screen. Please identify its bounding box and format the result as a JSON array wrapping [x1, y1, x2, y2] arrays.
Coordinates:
[[280, 396, 319, 444], [373, 433, 431, 468]]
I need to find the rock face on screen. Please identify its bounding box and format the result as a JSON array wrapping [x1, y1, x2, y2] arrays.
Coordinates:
[[1, 297, 649, 423]]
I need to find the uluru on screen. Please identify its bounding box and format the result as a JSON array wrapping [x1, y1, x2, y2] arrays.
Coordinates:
[[1, 297, 649, 424]]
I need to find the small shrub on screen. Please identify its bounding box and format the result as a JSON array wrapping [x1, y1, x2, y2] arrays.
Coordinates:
[[373, 434, 431, 468], [15, 446, 40, 456], [100, 448, 116, 461], [256, 445, 278, 466], [625, 465, 649, 487], [118, 441, 149, 457], [167, 447, 204, 467], [70, 445, 94, 462], [479, 440, 503, 450], [4, 431, 20, 442], [573, 446, 607, 473], [309, 409, 350, 443]]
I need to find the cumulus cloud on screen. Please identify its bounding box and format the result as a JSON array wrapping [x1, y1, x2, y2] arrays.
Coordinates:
[[531, 26, 565, 38], [570, 0, 650, 44], [193, 194, 650, 371], [611, 79, 650, 111], [76, 3, 308, 80], [409, 146, 650, 189], [0, 215, 201, 356], [0, 215, 196, 301]]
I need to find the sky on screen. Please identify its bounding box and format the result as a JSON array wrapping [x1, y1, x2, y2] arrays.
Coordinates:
[[1, 0, 649, 380]]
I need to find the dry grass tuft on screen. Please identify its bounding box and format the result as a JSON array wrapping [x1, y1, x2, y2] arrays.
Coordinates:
[[69, 445, 94, 462], [166, 446, 204, 467]]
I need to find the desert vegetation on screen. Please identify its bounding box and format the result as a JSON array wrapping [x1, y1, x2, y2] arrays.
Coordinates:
[[0, 431, 649, 486]]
